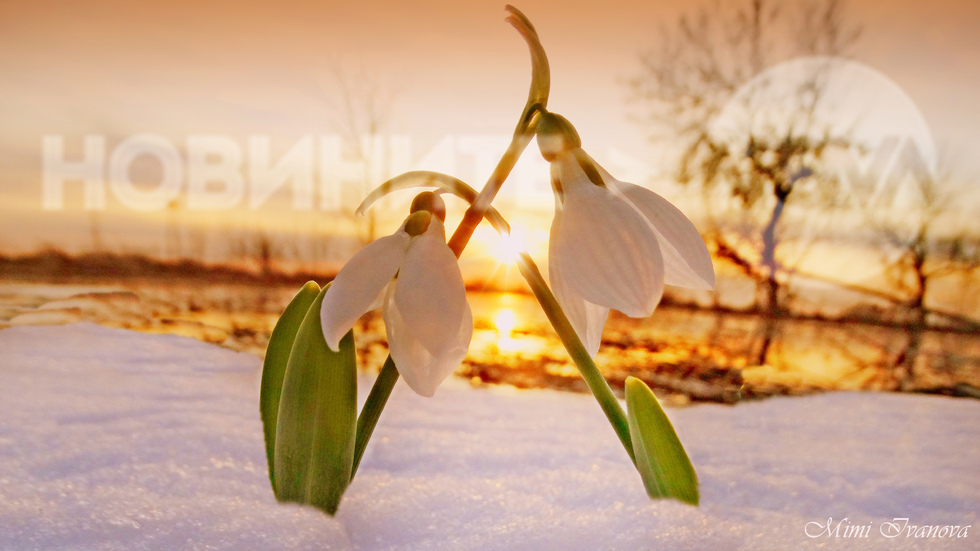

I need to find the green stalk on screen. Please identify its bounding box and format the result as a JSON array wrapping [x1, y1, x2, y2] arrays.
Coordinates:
[[350, 356, 399, 478], [515, 253, 636, 464]]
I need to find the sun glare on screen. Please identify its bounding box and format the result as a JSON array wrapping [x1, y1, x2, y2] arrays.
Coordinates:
[[488, 227, 530, 264]]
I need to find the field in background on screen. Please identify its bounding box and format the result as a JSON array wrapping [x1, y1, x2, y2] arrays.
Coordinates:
[[2, 250, 978, 404]]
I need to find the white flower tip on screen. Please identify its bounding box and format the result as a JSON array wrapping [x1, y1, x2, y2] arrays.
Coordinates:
[[684, 239, 716, 290], [400, 312, 472, 398], [324, 335, 341, 352], [393, 344, 466, 398], [584, 333, 601, 358], [678, 260, 715, 290], [702, 267, 717, 290], [689, 252, 717, 290], [622, 295, 661, 319], [408, 380, 438, 398], [319, 303, 344, 352]]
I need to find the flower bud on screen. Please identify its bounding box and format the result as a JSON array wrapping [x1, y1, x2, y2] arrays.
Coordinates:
[[410, 191, 447, 221], [536, 111, 582, 161], [403, 210, 432, 237]]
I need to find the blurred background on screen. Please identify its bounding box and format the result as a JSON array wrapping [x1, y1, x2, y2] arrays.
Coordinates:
[[2, 0, 978, 401]]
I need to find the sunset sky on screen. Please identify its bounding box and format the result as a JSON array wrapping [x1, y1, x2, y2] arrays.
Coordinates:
[[1, 0, 978, 270]]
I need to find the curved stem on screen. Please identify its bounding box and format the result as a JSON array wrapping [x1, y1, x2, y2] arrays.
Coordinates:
[[515, 253, 636, 464], [447, 128, 535, 256]]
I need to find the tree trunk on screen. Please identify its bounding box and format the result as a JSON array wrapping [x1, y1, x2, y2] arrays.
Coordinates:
[[896, 256, 928, 391], [755, 192, 787, 366]]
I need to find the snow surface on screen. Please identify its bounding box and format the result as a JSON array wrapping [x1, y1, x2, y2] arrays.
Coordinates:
[[1, 323, 977, 550]]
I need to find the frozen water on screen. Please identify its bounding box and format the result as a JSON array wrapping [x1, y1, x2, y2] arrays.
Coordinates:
[[1, 323, 977, 550]]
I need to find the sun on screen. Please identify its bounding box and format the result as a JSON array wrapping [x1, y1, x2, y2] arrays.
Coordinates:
[[469, 222, 550, 290], [487, 226, 530, 264]]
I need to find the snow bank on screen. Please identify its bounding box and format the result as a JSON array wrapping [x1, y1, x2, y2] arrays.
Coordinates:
[[1, 324, 977, 550]]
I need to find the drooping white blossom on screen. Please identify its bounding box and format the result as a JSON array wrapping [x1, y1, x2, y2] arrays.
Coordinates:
[[320, 211, 472, 397], [540, 113, 715, 356]]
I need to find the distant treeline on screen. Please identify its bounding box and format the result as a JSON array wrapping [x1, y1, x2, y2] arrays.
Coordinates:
[[0, 249, 336, 286]]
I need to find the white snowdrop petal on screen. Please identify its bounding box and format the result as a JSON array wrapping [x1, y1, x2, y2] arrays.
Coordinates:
[[554, 153, 665, 318], [383, 284, 429, 396], [320, 232, 410, 350], [436, 303, 474, 390], [596, 163, 716, 290], [580, 301, 610, 355], [549, 209, 608, 356], [393, 219, 469, 356], [384, 280, 473, 397]]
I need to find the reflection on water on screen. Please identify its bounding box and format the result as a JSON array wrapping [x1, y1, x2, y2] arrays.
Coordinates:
[[493, 308, 517, 334], [470, 291, 978, 401], [2, 280, 978, 402]]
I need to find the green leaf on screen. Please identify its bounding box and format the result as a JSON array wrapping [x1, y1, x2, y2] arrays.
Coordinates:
[[273, 284, 358, 516], [625, 376, 699, 505], [260, 281, 321, 493]]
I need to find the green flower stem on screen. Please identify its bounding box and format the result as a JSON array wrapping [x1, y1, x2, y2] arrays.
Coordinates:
[[515, 252, 637, 465], [350, 355, 399, 478]]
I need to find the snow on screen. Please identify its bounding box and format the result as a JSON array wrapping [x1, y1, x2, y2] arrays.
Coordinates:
[[1, 323, 977, 550]]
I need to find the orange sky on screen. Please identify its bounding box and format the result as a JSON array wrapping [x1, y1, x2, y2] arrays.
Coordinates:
[[1, 0, 978, 264]]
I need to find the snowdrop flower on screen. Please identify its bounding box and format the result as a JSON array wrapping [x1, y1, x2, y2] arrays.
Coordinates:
[[537, 112, 715, 356], [320, 192, 473, 397]]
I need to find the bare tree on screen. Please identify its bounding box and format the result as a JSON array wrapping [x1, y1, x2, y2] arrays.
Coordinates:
[[230, 229, 284, 278], [325, 67, 398, 246], [866, 164, 980, 389], [629, 0, 861, 365]]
